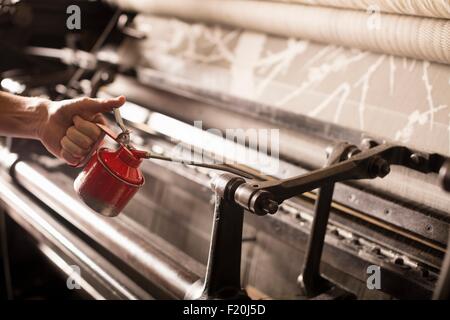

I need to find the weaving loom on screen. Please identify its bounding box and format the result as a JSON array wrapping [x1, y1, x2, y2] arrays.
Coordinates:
[[0, 0, 449, 300]]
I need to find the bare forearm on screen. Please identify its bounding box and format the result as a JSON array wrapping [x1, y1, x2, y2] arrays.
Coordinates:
[[0, 91, 124, 165], [0, 91, 48, 139]]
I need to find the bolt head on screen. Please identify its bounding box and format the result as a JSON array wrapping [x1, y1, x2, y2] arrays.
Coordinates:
[[410, 153, 424, 166], [371, 157, 390, 178]]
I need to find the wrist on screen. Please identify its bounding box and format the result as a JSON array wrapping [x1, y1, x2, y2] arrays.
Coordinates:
[[24, 97, 50, 140]]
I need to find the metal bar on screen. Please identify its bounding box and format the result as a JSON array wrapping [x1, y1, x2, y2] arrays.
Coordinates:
[[0, 210, 13, 300], [192, 194, 248, 299], [63, 8, 122, 95], [255, 143, 445, 204], [299, 183, 335, 296], [147, 154, 256, 179], [299, 143, 353, 296]]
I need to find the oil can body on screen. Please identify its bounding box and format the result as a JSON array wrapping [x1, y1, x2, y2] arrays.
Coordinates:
[[74, 146, 144, 217]]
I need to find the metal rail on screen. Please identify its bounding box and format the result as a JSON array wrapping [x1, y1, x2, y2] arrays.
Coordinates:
[[0, 149, 203, 299], [0, 174, 151, 299]]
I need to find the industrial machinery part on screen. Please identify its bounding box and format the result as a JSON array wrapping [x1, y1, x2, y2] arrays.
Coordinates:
[[186, 174, 249, 299], [1, 0, 449, 300], [433, 161, 450, 300], [108, 0, 450, 64], [203, 141, 448, 298], [440, 160, 450, 192]]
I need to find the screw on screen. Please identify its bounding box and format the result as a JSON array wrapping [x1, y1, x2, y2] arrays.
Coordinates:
[[370, 157, 390, 178], [262, 199, 279, 215], [410, 153, 424, 166]]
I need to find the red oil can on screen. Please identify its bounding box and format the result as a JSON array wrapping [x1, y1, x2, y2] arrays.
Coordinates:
[[74, 145, 145, 217]]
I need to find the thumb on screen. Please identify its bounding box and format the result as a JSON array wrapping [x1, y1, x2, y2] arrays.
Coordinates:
[[67, 96, 126, 119]]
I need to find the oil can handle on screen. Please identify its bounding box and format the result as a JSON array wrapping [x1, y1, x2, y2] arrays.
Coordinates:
[[69, 122, 126, 168], [96, 122, 131, 145], [96, 123, 119, 141]]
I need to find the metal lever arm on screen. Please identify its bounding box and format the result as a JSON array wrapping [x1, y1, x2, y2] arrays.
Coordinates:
[[262, 143, 444, 202], [233, 143, 447, 215], [299, 142, 357, 297]]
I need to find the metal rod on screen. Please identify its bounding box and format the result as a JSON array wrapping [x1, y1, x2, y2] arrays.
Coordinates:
[[147, 154, 256, 179], [94, 122, 256, 178], [299, 182, 334, 296], [64, 8, 122, 96], [297, 143, 354, 296]]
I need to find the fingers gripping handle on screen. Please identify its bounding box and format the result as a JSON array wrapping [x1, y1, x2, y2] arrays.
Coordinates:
[[69, 122, 125, 168]]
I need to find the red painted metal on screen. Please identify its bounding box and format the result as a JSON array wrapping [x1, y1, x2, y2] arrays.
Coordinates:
[[74, 146, 145, 217]]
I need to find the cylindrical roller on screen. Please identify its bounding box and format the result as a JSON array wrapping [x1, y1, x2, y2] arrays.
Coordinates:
[[107, 0, 450, 65], [260, 0, 450, 19]]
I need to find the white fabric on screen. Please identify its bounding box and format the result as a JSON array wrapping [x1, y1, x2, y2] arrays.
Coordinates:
[[264, 0, 450, 19], [121, 15, 450, 157], [110, 0, 450, 65]]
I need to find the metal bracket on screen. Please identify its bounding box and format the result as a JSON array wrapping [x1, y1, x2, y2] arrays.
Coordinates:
[[189, 174, 249, 300], [298, 142, 359, 297]]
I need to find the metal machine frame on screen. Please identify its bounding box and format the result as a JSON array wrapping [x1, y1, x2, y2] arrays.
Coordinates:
[[2, 1, 450, 300], [196, 141, 449, 299]]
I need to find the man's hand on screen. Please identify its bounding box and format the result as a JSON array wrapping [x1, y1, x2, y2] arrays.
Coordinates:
[[37, 96, 126, 165]]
